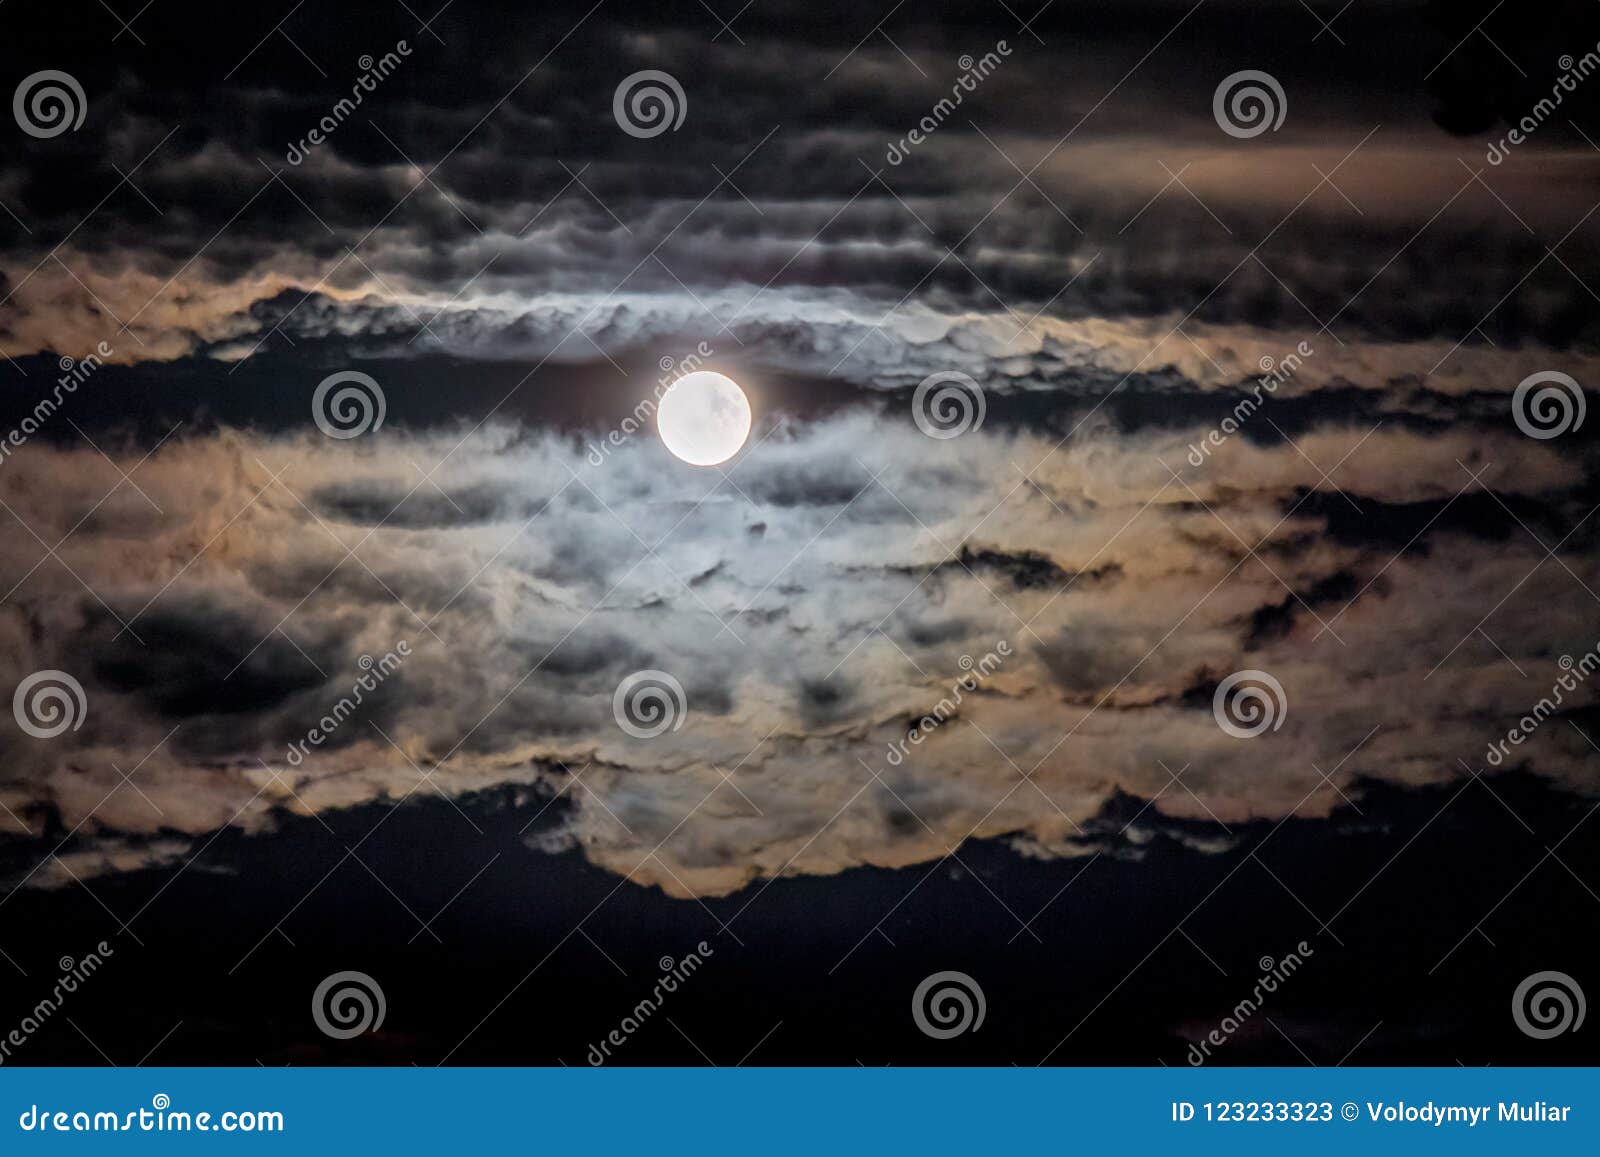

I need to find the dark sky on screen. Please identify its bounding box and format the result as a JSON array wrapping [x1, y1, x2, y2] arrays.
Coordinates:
[[1, 0, 1598, 1065]]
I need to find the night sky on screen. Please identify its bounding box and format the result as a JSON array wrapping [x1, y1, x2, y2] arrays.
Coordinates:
[[1, 0, 1598, 1065]]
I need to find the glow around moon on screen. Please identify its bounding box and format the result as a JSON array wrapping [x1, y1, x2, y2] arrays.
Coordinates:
[[657, 370, 752, 465]]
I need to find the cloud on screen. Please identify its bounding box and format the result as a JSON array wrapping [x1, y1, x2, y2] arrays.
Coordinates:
[[7, 1, 1600, 371], [3, 0, 1599, 902], [2, 402, 1595, 897]]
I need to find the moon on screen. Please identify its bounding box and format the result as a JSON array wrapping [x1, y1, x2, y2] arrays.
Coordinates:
[[657, 370, 752, 465]]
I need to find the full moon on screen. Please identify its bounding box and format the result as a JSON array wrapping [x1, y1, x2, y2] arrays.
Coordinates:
[[657, 370, 752, 466]]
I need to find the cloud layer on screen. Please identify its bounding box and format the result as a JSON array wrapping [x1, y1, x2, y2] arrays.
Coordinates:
[[3, 393, 1596, 896], [3, 0, 1599, 901]]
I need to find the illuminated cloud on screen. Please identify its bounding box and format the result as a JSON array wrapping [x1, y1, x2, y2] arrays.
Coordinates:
[[2, 407, 1593, 897]]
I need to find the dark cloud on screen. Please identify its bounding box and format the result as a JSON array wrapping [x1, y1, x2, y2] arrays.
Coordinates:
[[7, 0, 1600, 373], [311, 481, 522, 528], [80, 600, 336, 719]]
